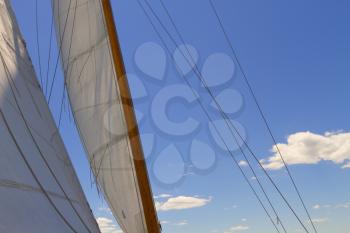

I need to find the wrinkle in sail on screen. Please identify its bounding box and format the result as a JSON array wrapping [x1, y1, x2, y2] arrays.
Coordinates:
[[0, 0, 101, 232], [53, 0, 150, 233]]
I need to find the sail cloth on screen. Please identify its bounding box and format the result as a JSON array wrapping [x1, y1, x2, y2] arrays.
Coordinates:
[[0, 1, 101, 233], [53, 0, 149, 232]]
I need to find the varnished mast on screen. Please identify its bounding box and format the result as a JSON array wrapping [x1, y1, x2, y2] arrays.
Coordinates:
[[101, 1, 161, 233]]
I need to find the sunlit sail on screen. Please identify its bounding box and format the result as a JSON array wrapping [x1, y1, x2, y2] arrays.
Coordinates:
[[0, 0, 100, 232], [52, 0, 160, 232]]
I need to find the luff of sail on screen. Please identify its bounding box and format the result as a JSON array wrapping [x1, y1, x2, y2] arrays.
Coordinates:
[[52, 0, 160, 233], [0, 0, 100, 232]]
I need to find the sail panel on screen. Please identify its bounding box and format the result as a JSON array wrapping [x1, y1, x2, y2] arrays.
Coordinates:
[[53, 0, 149, 232], [0, 1, 100, 232]]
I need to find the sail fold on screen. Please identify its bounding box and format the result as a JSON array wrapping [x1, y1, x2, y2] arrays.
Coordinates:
[[53, 0, 151, 232], [0, 0, 100, 232]]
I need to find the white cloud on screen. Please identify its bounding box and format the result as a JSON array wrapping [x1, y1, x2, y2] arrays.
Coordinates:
[[98, 207, 112, 215], [336, 202, 350, 209], [261, 131, 350, 170], [173, 220, 188, 226], [238, 160, 248, 167], [160, 220, 170, 225], [225, 225, 250, 233], [313, 204, 332, 210], [313, 202, 350, 210], [156, 195, 212, 211], [309, 218, 328, 224], [154, 194, 172, 199], [159, 220, 188, 227], [224, 204, 238, 211], [96, 217, 122, 233]]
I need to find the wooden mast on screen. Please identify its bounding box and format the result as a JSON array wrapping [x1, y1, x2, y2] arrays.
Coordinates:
[[101, 1, 161, 233]]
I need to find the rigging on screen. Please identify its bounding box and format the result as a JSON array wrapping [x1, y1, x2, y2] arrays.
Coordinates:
[[35, 0, 43, 88], [137, 0, 311, 232], [47, 0, 73, 104], [136, 1, 286, 232], [208, 1, 318, 232], [45, 0, 55, 97]]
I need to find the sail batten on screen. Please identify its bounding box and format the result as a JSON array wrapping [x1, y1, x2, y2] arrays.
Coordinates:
[[53, 0, 159, 232], [0, 0, 101, 232]]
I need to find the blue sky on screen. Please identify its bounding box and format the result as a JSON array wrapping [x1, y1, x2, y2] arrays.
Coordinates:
[[11, 0, 350, 233]]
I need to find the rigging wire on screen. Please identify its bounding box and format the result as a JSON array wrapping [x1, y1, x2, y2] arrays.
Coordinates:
[[58, 0, 78, 129], [45, 0, 55, 96], [47, 0, 73, 104], [135, 1, 283, 232], [208, 1, 317, 232], [35, 0, 43, 89], [139, 0, 310, 232], [158, 3, 288, 231], [58, 89, 67, 128]]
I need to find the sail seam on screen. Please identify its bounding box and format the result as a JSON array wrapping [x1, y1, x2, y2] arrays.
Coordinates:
[[0, 50, 93, 233], [0, 179, 81, 204], [0, 108, 78, 233]]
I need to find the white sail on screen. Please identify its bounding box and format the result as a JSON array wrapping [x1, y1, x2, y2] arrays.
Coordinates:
[[52, 1, 152, 232], [0, 1, 100, 232]]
